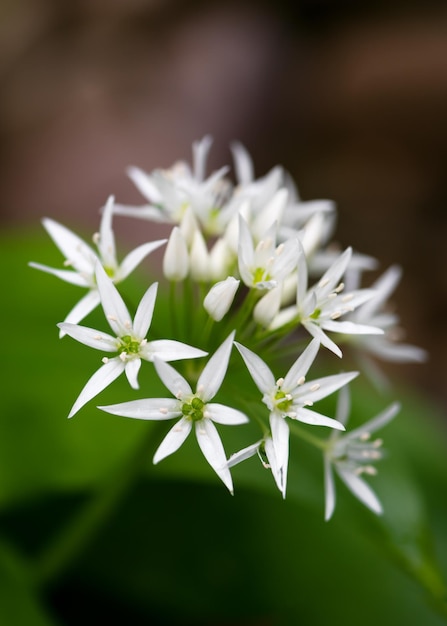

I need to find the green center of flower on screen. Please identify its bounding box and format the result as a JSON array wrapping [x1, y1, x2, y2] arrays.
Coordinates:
[[181, 396, 205, 421], [119, 335, 141, 355], [309, 308, 321, 320], [253, 267, 270, 285], [274, 390, 293, 413]]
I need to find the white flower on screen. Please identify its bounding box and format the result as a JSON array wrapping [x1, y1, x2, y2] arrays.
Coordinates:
[[235, 338, 356, 496], [348, 265, 427, 367], [204, 277, 240, 321], [99, 332, 248, 493], [58, 263, 207, 418], [270, 245, 383, 357], [324, 386, 400, 520], [238, 216, 299, 290], [163, 226, 189, 281], [113, 136, 234, 235], [29, 196, 166, 333]]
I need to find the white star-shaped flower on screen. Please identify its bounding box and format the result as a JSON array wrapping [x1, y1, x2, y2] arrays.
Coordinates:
[[58, 263, 207, 418], [238, 216, 299, 290], [270, 244, 383, 357], [30, 196, 166, 333], [114, 136, 234, 235], [234, 338, 356, 496], [324, 386, 400, 520], [99, 332, 248, 493], [347, 265, 427, 376]]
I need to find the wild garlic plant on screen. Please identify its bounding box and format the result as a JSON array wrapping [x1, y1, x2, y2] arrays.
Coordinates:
[[31, 136, 426, 517]]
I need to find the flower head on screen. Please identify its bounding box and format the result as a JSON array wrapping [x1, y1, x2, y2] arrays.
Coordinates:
[[99, 332, 248, 493], [59, 263, 206, 417], [324, 386, 400, 520]]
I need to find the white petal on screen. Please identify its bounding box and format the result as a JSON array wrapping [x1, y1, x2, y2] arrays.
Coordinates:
[[294, 407, 345, 430], [282, 338, 320, 391], [117, 239, 167, 282], [205, 403, 249, 425], [68, 358, 124, 418], [264, 436, 287, 498], [153, 358, 192, 398], [231, 141, 254, 184], [204, 277, 240, 321], [29, 263, 91, 287], [125, 358, 141, 389], [58, 290, 101, 337], [127, 166, 162, 202], [197, 332, 235, 402], [271, 237, 299, 281], [321, 320, 384, 335], [324, 456, 336, 521], [237, 216, 255, 287], [227, 441, 262, 467], [347, 402, 400, 441], [153, 417, 192, 464], [270, 413, 290, 483], [234, 342, 275, 394], [57, 322, 117, 351], [163, 227, 189, 281], [192, 135, 212, 182], [296, 241, 308, 306], [98, 196, 117, 270], [317, 247, 352, 298], [112, 203, 168, 222], [41, 218, 97, 274], [335, 385, 351, 427], [296, 372, 358, 403], [98, 397, 181, 420], [146, 340, 207, 362], [336, 467, 383, 514], [95, 263, 132, 337], [195, 420, 233, 493], [133, 283, 158, 338], [303, 322, 343, 358]]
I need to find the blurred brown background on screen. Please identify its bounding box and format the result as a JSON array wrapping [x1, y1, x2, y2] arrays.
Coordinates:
[[1, 0, 446, 407]]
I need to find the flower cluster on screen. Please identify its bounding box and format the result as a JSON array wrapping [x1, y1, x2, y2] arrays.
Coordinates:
[[31, 136, 425, 517]]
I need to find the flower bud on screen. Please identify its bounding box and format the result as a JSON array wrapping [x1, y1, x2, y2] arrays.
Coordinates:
[[204, 277, 240, 321], [163, 226, 189, 281]]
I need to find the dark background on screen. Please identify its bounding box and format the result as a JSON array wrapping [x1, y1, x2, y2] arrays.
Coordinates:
[[2, 0, 447, 406]]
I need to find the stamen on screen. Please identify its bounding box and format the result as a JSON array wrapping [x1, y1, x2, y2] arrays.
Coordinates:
[[328, 293, 337, 299], [175, 391, 183, 399], [141, 339, 147, 346], [102, 357, 109, 364], [256, 240, 266, 252], [275, 243, 284, 255], [310, 383, 320, 392], [303, 400, 314, 407], [318, 278, 329, 288], [203, 410, 210, 418], [297, 376, 306, 386], [334, 282, 345, 293], [107, 315, 117, 322], [342, 294, 354, 302], [288, 411, 297, 418], [330, 311, 342, 320], [285, 393, 292, 401], [94, 335, 102, 340], [159, 407, 168, 415], [119, 352, 127, 362], [63, 259, 73, 267], [359, 432, 371, 441], [92, 232, 100, 244], [124, 320, 132, 329], [373, 439, 383, 448], [276, 377, 284, 388], [173, 425, 183, 432], [197, 384, 205, 394]]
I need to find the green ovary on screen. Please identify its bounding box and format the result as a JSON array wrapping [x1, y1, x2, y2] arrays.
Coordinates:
[[274, 390, 293, 413], [253, 267, 270, 285], [182, 397, 205, 421], [119, 335, 141, 355]]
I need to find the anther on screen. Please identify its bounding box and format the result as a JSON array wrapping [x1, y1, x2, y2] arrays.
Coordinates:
[[102, 357, 109, 364], [330, 311, 342, 320], [63, 259, 73, 267], [94, 335, 102, 340], [334, 282, 345, 293], [92, 232, 100, 244], [373, 439, 383, 448], [107, 315, 117, 322], [303, 400, 314, 407], [359, 432, 371, 441], [342, 294, 354, 302], [197, 384, 205, 394], [275, 243, 284, 255], [310, 383, 320, 392], [119, 352, 127, 362], [318, 278, 329, 288], [159, 407, 168, 415], [124, 320, 131, 329], [297, 376, 305, 386], [276, 377, 284, 388]]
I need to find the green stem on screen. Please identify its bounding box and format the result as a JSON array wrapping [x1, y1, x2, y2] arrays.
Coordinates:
[[31, 422, 166, 590]]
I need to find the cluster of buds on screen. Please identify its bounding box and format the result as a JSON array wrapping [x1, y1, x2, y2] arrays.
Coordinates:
[[30, 136, 425, 518]]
